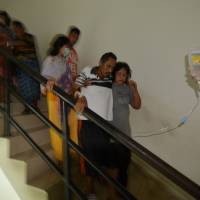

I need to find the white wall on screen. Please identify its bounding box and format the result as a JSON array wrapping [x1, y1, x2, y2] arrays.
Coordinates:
[[1, 0, 200, 185], [0, 168, 21, 200]]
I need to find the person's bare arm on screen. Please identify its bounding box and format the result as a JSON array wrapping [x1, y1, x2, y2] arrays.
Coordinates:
[[41, 78, 57, 96], [129, 80, 141, 109], [74, 96, 87, 113]]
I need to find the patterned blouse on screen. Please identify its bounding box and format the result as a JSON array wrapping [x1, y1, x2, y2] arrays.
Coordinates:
[[13, 33, 37, 61], [67, 48, 78, 80], [42, 55, 72, 93]]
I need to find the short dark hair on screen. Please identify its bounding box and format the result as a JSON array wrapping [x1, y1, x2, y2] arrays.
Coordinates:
[[69, 26, 81, 35], [112, 62, 132, 83], [12, 20, 25, 29], [0, 10, 11, 26], [49, 35, 70, 56], [100, 52, 117, 64]]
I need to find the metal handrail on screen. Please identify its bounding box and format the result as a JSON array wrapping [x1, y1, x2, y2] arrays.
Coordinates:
[[8, 82, 135, 200], [0, 48, 200, 199], [0, 49, 137, 200], [0, 104, 87, 200]]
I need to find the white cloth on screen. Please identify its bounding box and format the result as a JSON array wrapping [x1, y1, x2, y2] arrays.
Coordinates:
[[76, 66, 113, 121]]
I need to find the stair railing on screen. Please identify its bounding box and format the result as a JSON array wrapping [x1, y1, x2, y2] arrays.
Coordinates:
[[0, 48, 200, 200]]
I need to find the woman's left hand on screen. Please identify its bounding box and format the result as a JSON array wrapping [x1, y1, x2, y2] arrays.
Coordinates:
[[46, 79, 57, 91]]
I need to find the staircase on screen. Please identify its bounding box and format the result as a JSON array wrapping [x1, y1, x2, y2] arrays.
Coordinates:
[[0, 97, 66, 200], [0, 97, 196, 200]]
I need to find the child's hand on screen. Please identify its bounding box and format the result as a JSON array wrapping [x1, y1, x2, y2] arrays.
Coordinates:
[[129, 80, 142, 109], [128, 80, 137, 90]]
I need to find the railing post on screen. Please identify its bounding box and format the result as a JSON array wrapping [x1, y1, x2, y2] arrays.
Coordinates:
[[62, 100, 71, 200], [4, 58, 11, 137]]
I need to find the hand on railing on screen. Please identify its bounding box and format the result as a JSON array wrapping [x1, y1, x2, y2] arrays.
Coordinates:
[[41, 78, 57, 95], [74, 96, 87, 113], [40, 85, 47, 95], [46, 79, 57, 91]]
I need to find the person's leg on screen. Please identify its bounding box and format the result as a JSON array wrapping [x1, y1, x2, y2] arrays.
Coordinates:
[[79, 121, 98, 198], [21, 107, 31, 114], [106, 168, 120, 200], [85, 175, 95, 194], [118, 145, 131, 187], [32, 99, 38, 107]]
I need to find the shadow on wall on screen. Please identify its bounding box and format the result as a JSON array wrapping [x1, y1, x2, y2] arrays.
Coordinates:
[[129, 56, 200, 139], [130, 97, 173, 138]]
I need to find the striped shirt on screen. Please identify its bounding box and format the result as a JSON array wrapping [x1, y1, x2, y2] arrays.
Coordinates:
[[75, 66, 113, 121]]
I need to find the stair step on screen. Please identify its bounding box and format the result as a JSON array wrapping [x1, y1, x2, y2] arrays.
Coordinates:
[[0, 138, 10, 159], [12, 143, 55, 181], [30, 169, 65, 200], [0, 112, 49, 135], [0, 167, 21, 200], [0, 96, 48, 116], [29, 159, 85, 200], [0, 137, 48, 200], [10, 126, 50, 156], [30, 169, 61, 190]]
